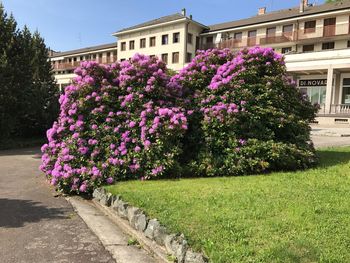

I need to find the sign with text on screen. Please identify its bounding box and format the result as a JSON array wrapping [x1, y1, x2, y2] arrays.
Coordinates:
[[299, 79, 327, 87]]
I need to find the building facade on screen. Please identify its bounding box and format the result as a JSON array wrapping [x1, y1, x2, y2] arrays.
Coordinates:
[[200, 0, 350, 124], [50, 43, 118, 90], [113, 9, 207, 71], [50, 0, 350, 124]]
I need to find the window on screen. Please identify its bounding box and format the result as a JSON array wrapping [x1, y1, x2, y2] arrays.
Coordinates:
[[129, 40, 135, 50], [281, 47, 292, 54], [206, 36, 213, 44], [248, 30, 257, 37], [324, 17, 336, 37], [304, 20, 316, 33], [348, 40, 350, 48], [266, 27, 276, 36], [302, 86, 326, 105], [186, 52, 192, 63], [173, 32, 180, 43], [140, 38, 146, 48], [248, 30, 257, 45], [150, 37, 156, 47], [73, 57, 77, 62], [172, 52, 179, 63], [187, 33, 193, 44], [234, 32, 243, 40], [121, 42, 126, 51], [92, 54, 96, 59], [322, 42, 335, 50], [99, 53, 103, 59], [161, 53, 168, 64], [342, 78, 350, 104], [195, 36, 200, 50], [107, 52, 110, 57], [68, 58, 72, 62], [283, 24, 293, 33], [303, 44, 314, 52], [162, 34, 169, 45]]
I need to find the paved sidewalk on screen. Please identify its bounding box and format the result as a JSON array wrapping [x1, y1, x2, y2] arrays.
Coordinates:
[[69, 197, 156, 263], [0, 147, 115, 263], [311, 125, 350, 137], [312, 135, 350, 148], [311, 125, 350, 148]]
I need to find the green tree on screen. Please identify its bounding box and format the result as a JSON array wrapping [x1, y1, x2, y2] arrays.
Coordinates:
[[0, 3, 59, 141], [0, 4, 18, 139]]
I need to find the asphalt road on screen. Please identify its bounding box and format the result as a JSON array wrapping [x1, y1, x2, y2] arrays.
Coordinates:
[[0, 147, 115, 263]]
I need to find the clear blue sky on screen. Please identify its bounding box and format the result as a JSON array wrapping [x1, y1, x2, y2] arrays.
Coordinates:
[[1, 0, 326, 52]]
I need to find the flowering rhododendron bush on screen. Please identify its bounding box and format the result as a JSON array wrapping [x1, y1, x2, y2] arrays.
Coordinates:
[[169, 49, 235, 172], [40, 54, 188, 193], [172, 47, 318, 176], [41, 47, 318, 194]]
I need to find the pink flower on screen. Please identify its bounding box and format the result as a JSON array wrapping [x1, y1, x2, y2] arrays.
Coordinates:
[[134, 146, 141, 152], [106, 177, 114, 184], [79, 184, 87, 192], [129, 121, 136, 128]]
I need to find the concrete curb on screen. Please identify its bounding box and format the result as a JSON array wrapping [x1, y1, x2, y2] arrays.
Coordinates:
[[93, 188, 208, 263], [67, 196, 158, 263]]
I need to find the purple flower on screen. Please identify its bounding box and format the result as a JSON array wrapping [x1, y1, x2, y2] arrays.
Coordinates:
[[129, 121, 136, 128], [134, 146, 141, 152], [106, 177, 114, 184], [79, 184, 87, 192]]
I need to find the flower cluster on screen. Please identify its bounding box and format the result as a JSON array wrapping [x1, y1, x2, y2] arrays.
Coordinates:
[[40, 54, 188, 193]]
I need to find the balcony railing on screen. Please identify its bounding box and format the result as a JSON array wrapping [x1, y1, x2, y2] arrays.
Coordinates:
[[247, 37, 257, 47], [260, 32, 296, 45], [52, 55, 117, 71], [331, 104, 350, 114], [323, 25, 336, 37], [218, 39, 244, 49], [200, 23, 350, 50], [318, 104, 350, 115]]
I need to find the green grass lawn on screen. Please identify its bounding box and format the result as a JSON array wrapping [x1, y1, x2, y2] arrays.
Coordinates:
[[106, 147, 350, 263]]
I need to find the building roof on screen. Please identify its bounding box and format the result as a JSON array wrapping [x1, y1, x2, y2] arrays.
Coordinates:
[[115, 13, 185, 34], [115, 12, 208, 34], [50, 42, 118, 58], [206, 1, 350, 33]]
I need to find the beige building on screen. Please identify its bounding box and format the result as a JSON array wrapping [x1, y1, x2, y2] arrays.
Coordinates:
[[50, 0, 350, 124], [199, 0, 350, 124], [113, 9, 207, 71], [50, 43, 118, 90]]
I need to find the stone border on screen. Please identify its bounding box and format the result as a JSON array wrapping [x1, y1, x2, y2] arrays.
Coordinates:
[[93, 188, 208, 263]]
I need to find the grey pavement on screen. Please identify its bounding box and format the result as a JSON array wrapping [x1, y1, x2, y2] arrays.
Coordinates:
[[69, 198, 156, 263], [311, 125, 350, 137], [0, 147, 115, 263], [312, 135, 350, 148], [311, 125, 350, 148]]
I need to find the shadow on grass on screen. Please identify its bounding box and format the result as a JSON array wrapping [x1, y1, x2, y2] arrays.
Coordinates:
[[316, 149, 350, 168], [268, 239, 320, 263], [0, 198, 68, 228]]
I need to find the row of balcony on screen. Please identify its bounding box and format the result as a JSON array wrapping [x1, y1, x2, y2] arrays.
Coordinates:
[[52, 56, 117, 71], [202, 24, 349, 50]]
